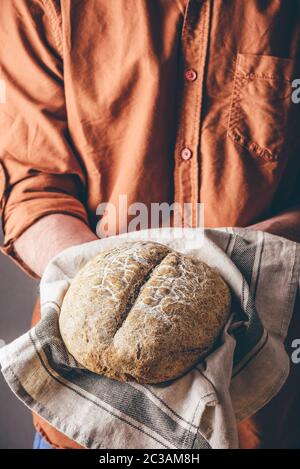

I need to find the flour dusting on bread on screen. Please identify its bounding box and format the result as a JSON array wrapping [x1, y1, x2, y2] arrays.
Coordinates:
[[59, 241, 231, 384]]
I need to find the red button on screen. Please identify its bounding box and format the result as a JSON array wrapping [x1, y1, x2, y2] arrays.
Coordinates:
[[181, 148, 192, 160], [185, 69, 197, 82]]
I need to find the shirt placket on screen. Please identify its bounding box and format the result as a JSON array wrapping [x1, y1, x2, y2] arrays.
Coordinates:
[[173, 0, 211, 228]]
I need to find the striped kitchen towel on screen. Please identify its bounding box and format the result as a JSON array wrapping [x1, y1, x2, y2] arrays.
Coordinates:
[[0, 227, 299, 449]]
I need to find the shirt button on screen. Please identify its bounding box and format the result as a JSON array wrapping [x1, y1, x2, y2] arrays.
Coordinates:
[[185, 68, 197, 82], [181, 148, 192, 160]]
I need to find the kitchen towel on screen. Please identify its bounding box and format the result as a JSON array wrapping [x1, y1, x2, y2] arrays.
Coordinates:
[[0, 227, 299, 449]]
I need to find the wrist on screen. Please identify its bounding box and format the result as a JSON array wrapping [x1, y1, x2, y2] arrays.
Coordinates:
[[248, 211, 300, 243], [14, 214, 98, 277]]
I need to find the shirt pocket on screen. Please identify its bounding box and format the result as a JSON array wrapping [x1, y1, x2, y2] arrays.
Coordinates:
[[227, 53, 299, 163]]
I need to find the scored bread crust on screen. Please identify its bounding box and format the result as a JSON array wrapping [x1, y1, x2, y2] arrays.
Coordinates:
[[59, 241, 231, 383]]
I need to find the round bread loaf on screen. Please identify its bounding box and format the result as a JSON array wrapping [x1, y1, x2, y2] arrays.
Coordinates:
[[59, 241, 231, 383]]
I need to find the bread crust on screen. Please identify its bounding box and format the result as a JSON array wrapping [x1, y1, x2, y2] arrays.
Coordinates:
[[59, 241, 231, 383]]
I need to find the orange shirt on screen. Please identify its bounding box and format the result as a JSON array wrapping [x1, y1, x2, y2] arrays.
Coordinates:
[[1, 0, 300, 270]]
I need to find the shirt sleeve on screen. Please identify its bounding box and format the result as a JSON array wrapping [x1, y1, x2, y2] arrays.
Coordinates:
[[0, 0, 89, 276]]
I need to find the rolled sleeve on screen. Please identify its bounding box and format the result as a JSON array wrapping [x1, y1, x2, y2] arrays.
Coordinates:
[[0, 0, 89, 274]]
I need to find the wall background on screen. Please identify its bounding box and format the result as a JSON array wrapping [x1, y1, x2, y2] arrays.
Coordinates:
[[0, 229, 37, 449]]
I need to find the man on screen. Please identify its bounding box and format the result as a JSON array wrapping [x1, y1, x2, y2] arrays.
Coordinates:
[[0, 0, 300, 449]]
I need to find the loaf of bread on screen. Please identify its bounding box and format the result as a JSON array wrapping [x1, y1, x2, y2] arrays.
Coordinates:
[[59, 241, 231, 384]]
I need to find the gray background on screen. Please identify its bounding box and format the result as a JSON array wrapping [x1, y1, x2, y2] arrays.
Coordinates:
[[0, 230, 37, 449]]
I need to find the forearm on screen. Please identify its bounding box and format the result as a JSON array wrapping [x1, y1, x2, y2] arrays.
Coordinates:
[[13, 205, 300, 278], [248, 205, 300, 243], [14, 214, 98, 278]]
